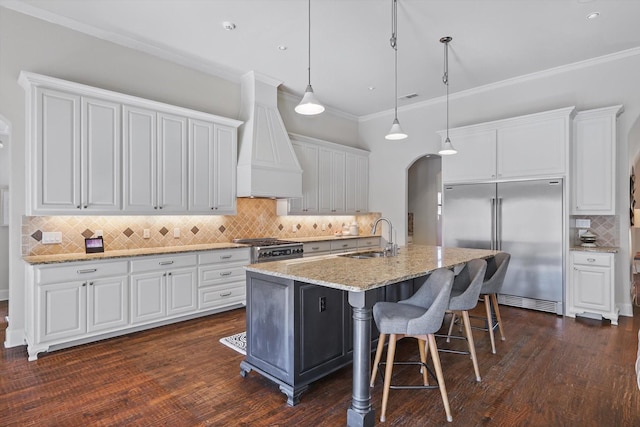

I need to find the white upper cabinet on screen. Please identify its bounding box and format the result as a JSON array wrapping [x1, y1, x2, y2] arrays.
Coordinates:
[[19, 72, 241, 215], [123, 108, 188, 213], [278, 133, 369, 216], [571, 105, 623, 215], [440, 107, 575, 184], [189, 119, 237, 214]]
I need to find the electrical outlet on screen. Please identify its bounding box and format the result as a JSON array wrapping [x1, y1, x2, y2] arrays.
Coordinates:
[[173, 228, 180, 238], [42, 231, 62, 244], [292, 224, 297, 233], [321, 224, 326, 231], [94, 230, 103, 237], [143, 229, 150, 239], [319, 296, 326, 312]]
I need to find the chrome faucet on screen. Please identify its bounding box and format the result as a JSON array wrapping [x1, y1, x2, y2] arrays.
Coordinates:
[[371, 217, 398, 256]]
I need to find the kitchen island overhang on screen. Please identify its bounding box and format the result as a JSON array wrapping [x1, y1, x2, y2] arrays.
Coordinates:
[[240, 245, 500, 427]]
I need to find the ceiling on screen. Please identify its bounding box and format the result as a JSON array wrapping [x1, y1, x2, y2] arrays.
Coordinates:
[[5, 0, 640, 118]]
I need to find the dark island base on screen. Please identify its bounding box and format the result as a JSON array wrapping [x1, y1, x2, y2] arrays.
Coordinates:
[[241, 271, 418, 406]]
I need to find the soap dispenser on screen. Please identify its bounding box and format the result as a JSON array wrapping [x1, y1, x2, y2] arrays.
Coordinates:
[[349, 222, 359, 236]]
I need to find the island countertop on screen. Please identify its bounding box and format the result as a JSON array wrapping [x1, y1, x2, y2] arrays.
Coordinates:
[[245, 245, 500, 292]]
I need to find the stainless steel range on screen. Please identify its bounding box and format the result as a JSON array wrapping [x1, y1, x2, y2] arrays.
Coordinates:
[[233, 238, 304, 263]]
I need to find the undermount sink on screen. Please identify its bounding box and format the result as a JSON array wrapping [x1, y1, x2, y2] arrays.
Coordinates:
[[340, 250, 387, 259]]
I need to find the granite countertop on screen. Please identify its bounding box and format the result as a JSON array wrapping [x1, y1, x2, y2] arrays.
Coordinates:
[[286, 234, 380, 243], [245, 245, 500, 292], [23, 242, 248, 265], [570, 246, 619, 253]]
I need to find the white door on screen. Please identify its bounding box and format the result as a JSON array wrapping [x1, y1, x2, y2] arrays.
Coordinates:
[[36, 88, 81, 212], [38, 281, 86, 342], [572, 266, 610, 313], [123, 105, 157, 211], [157, 113, 188, 212], [82, 97, 121, 212], [167, 268, 197, 316], [87, 276, 129, 333], [130, 272, 165, 323]]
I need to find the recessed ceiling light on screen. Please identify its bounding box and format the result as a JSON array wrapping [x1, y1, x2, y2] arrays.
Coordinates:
[[278, 45, 287, 51], [586, 12, 600, 20], [222, 21, 236, 30], [368, 86, 376, 91]]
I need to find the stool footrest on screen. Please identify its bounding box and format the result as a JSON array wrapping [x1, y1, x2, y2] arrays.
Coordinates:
[[376, 361, 440, 390]]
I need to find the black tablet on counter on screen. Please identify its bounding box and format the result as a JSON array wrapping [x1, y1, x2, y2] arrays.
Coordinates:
[[85, 237, 104, 253]]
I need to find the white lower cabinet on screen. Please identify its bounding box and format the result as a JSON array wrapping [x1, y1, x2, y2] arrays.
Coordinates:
[[26, 247, 250, 360], [568, 251, 618, 325], [302, 237, 381, 257]]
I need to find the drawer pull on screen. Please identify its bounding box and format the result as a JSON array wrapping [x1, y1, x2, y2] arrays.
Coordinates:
[[311, 246, 320, 250], [159, 261, 174, 265], [219, 272, 232, 276], [342, 244, 348, 248], [220, 291, 232, 297], [220, 255, 232, 260], [587, 258, 596, 262], [77, 268, 97, 274]]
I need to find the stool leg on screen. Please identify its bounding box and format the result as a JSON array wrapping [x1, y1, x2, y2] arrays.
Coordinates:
[[446, 312, 456, 343], [491, 294, 506, 342], [380, 334, 397, 423], [418, 338, 429, 386], [462, 310, 481, 382], [370, 333, 386, 387], [427, 334, 453, 423], [484, 295, 497, 354]]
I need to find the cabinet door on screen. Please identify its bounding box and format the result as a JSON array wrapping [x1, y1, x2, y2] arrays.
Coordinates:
[[212, 124, 237, 213], [130, 272, 165, 324], [157, 112, 188, 212], [441, 129, 496, 183], [318, 148, 333, 213], [497, 117, 567, 179], [291, 143, 320, 214], [355, 154, 369, 213], [331, 150, 346, 213], [167, 268, 197, 316], [189, 118, 215, 212], [123, 105, 157, 211], [345, 153, 358, 213], [38, 281, 86, 342], [82, 97, 121, 212], [572, 265, 611, 313], [572, 111, 617, 214], [35, 88, 81, 212], [87, 276, 128, 333]]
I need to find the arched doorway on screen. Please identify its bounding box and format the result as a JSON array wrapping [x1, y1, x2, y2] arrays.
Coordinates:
[[407, 155, 441, 245]]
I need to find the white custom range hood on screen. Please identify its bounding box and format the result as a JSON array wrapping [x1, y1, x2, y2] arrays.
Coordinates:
[[237, 71, 302, 199]]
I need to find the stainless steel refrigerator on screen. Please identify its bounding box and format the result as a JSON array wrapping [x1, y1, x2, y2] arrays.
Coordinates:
[[442, 179, 564, 314]]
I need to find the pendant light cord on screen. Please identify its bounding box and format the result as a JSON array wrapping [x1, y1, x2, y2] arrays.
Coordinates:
[[307, 0, 311, 86], [391, 0, 398, 119], [442, 37, 450, 140]]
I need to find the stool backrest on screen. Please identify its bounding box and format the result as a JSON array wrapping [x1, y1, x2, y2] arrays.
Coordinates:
[[482, 252, 511, 295], [449, 258, 487, 311], [402, 268, 455, 335]]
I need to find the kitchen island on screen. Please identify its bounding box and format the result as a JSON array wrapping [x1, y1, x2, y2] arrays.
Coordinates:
[[241, 245, 500, 427]]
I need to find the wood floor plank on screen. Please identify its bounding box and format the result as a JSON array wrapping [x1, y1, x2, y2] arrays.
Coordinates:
[[2, 300, 640, 426]]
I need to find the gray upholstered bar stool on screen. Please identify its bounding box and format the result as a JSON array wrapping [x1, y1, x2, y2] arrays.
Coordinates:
[[479, 252, 511, 354], [441, 258, 487, 382], [369, 268, 455, 423]]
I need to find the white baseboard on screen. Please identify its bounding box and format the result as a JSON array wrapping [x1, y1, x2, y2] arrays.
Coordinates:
[[4, 327, 25, 348], [0, 289, 8, 301]]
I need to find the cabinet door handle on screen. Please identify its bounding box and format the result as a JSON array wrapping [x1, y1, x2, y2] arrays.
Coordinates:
[[77, 268, 97, 274], [159, 261, 174, 265], [587, 258, 596, 262], [342, 244, 348, 248], [77, 205, 81, 209], [159, 206, 164, 210], [163, 273, 167, 277], [219, 271, 232, 276], [311, 246, 320, 250], [81, 282, 86, 287], [220, 291, 232, 297], [168, 272, 172, 276], [84, 205, 88, 209], [220, 255, 232, 260], [89, 282, 94, 286]]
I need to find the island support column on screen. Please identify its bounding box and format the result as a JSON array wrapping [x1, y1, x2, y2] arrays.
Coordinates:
[[347, 290, 377, 427]]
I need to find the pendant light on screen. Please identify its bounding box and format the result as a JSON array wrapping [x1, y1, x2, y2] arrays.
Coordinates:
[[385, 0, 407, 140], [295, 0, 324, 115], [438, 36, 457, 155]]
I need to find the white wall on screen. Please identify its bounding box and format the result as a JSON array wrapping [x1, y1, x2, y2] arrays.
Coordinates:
[[360, 50, 640, 318], [0, 7, 358, 347]]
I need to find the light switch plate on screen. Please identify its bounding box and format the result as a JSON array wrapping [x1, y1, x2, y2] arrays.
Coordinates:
[[173, 228, 180, 238], [42, 231, 62, 244], [575, 219, 591, 228], [143, 229, 150, 239]]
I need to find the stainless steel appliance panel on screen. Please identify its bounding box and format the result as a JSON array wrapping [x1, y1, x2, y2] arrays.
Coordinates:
[[442, 183, 495, 250]]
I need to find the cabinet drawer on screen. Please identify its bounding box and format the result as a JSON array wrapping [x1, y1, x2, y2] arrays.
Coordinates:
[[330, 239, 358, 251], [199, 281, 245, 309], [130, 254, 197, 273], [358, 237, 381, 248], [199, 264, 246, 287], [35, 260, 128, 285], [199, 248, 250, 265], [304, 241, 332, 255], [572, 252, 612, 267]]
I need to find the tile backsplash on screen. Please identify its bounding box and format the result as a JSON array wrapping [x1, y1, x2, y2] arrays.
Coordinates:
[[22, 198, 381, 256], [570, 215, 619, 247]]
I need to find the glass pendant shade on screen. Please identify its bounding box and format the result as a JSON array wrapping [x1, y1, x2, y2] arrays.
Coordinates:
[[295, 84, 325, 115], [385, 118, 408, 140], [438, 137, 457, 155]]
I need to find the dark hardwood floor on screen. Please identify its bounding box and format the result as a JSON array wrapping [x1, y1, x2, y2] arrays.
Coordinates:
[[2, 299, 640, 426]]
